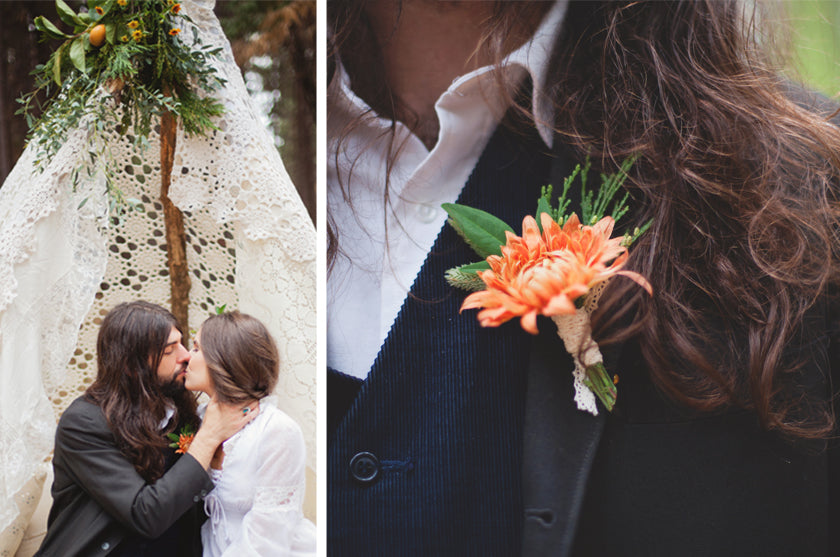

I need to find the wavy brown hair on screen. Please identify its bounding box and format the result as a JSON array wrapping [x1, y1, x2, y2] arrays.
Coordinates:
[[87, 301, 199, 482], [198, 311, 279, 405], [329, 0, 840, 438], [548, 1, 840, 438]]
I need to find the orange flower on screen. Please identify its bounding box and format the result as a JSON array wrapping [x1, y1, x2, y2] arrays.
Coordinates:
[[175, 432, 194, 454], [132, 29, 143, 40], [171, 3, 182, 13], [169, 28, 181, 36], [94, 6, 104, 15], [461, 212, 651, 334], [127, 20, 139, 29], [117, 0, 127, 6]]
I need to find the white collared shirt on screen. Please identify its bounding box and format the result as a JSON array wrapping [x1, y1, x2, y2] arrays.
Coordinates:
[[328, 1, 568, 379], [159, 405, 175, 430]]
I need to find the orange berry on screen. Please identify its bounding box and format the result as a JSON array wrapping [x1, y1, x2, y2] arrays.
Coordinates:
[[89, 24, 106, 47]]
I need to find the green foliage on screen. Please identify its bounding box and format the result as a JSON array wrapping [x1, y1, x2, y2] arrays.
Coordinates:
[[444, 261, 492, 292], [441, 203, 513, 260], [17, 0, 226, 212], [536, 156, 635, 228], [537, 156, 650, 246], [787, 0, 840, 97], [443, 157, 649, 290]]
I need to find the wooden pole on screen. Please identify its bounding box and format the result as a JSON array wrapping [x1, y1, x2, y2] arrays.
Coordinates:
[[159, 109, 191, 341]]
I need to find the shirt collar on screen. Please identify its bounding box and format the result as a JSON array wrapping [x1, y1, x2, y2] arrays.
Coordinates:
[[330, 0, 568, 148], [159, 405, 175, 430]]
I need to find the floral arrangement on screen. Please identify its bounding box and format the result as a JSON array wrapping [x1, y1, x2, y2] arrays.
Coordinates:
[[18, 0, 225, 209], [167, 423, 196, 454], [444, 158, 651, 414]]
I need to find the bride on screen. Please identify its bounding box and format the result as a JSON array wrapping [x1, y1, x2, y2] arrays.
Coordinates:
[[185, 311, 316, 556]]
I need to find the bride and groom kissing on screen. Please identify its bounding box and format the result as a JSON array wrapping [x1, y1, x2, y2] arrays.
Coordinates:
[[34, 301, 315, 557]]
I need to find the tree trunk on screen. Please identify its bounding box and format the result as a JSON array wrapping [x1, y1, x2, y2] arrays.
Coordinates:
[[159, 110, 191, 339]]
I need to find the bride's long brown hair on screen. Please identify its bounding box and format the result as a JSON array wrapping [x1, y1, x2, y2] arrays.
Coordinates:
[[329, 0, 840, 438]]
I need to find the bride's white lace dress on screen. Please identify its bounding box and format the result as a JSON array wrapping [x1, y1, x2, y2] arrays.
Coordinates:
[[201, 398, 315, 556]]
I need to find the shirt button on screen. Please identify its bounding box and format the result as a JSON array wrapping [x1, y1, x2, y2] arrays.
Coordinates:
[[101, 542, 110, 550], [349, 451, 380, 484], [416, 204, 437, 223]]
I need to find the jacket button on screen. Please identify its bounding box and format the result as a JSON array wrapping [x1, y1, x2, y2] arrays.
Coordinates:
[[101, 542, 110, 550], [349, 452, 380, 484]]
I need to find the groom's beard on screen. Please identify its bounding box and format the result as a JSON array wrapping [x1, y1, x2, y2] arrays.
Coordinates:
[[159, 363, 188, 398]]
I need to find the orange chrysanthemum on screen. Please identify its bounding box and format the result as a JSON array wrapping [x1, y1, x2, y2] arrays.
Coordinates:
[[461, 212, 651, 334], [175, 432, 194, 454], [171, 3, 182, 13]]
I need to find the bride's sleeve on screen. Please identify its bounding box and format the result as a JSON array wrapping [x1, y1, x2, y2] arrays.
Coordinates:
[[221, 412, 314, 556]]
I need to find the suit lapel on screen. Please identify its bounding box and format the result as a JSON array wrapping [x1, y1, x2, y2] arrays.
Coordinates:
[[521, 322, 606, 556], [520, 139, 620, 557]]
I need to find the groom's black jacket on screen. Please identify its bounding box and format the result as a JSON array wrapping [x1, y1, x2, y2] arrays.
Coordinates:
[[327, 97, 840, 556], [35, 396, 213, 557]]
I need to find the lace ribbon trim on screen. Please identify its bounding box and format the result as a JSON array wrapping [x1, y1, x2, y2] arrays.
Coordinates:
[[550, 280, 610, 416]]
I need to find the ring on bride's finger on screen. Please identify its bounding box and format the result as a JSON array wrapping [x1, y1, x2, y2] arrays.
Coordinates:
[[242, 407, 250, 415]]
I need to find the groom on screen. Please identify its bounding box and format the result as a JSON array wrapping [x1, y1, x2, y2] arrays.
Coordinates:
[[35, 301, 253, 557]]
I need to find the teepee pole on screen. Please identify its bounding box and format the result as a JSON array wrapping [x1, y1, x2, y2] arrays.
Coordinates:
[[159, 109, 191, 340]]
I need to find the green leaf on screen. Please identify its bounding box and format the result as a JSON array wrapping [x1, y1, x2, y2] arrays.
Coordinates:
[[442, 203, 512, 259], [69, 37, 86, 73], [215, 304, 227, 315], [55, 0, 82, 27], [34, 15, 70, 39], [52, 45, 64, 85], [105, 22, 116, 45]]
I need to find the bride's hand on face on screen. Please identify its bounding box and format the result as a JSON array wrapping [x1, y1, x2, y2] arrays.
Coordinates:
[[188, 398, 258, 469]]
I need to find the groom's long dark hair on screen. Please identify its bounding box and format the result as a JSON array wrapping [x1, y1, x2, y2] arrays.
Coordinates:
[[87, 301, 199, 482]]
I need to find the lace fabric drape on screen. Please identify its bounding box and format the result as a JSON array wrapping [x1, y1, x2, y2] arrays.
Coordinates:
[[0, 0, 315, 540]]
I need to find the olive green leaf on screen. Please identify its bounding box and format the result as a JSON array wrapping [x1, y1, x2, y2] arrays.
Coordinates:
[[442, 203, 512, 259]]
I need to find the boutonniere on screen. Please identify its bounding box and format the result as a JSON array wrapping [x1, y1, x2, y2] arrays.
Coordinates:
[[167, 423, 196, 454], [443, 158, 652, 415]]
